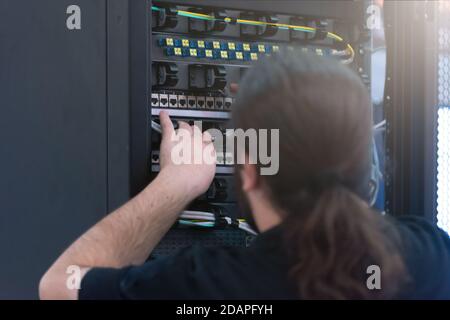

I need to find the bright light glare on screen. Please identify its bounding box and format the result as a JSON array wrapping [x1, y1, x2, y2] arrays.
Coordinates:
[[437, 107, 450, 234], [439, 0, 450, 14]]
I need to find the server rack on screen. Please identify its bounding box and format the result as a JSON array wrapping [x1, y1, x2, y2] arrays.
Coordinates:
[[383, 0, 445, 229]]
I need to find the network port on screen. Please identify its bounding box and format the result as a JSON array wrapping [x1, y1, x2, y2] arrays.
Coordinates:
[[178, 95, 187, 108], [169, 94, 178, 108], [215, 97, 224, 110], [151, 93, 159, 107], [188, 96, 196, 108], [224, 97, 233, 111], [151, 151, 160, 164], [196, 96, 206, 109], [159, 94, 168, 107], [206, 97, 215, 109], [216, 152, 226, 165]]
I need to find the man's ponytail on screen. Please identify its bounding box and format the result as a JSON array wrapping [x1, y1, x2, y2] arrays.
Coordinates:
[[282, 185, 406, 299]]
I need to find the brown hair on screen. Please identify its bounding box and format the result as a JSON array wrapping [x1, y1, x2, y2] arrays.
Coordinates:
[[232, 51, 406, 299]]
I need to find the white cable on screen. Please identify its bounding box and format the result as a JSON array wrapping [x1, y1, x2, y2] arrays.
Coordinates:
[[224, 217, 258, 236], [180, 214, 215, 221], [179, 211, 258, 235], [151, 120, 162, 133], [182, 210, 215, 218], [223, 217, 232, 225], [373, 119, 386, 130], [369, 136, 383, 207], [239, 224, 258, 236]]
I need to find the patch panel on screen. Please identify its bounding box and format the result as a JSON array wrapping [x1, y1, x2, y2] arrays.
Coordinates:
[[150, 117, 231, 160], [152, 93, 234, 112], [155, 34, 338, 64]]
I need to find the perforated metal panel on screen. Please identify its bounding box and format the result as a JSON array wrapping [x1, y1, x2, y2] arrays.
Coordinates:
[[437, 2, 450, 234], [152, 228, 254, 257], [438, 51, 450, 106]]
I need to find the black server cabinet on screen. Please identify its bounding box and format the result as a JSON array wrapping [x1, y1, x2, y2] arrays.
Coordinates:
[[383, 1, 440, 220], [0, 0, 142, 298]]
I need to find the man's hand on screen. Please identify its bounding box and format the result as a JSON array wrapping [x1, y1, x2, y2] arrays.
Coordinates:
[[158, 111, 216, 201]]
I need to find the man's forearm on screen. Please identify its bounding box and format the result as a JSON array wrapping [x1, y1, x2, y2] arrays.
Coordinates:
[[40, 169, 192, 299], [66, 169, 192, 267]]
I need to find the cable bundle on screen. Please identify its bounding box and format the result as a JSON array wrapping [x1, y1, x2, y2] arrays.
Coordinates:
[[179, 210, 258, 235]]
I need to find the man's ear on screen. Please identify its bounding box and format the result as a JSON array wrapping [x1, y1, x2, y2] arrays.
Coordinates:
[[239, 163, 259, 192]]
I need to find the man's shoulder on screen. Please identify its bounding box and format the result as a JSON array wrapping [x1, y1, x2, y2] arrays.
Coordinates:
[[391, 215, 450, 299], [392, 215, 450, 246]]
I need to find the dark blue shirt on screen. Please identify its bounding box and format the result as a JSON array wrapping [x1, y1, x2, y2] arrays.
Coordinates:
[[79, 216, 450, 299]]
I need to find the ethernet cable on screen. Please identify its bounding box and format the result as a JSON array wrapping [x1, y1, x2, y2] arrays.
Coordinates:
[[178, 218, 257, 235], [369, 120, 386, 207], [151, 120, 163, 133], [151, 119, 180, 134], [151, 5, 355, 62], [369, 137, 382, 207]]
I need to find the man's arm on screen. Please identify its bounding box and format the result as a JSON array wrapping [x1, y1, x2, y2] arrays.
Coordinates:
[[39, 111, 216, 300]]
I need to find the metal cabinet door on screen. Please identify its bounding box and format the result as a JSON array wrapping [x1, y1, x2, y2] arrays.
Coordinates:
[[0, 0, 107, 298]]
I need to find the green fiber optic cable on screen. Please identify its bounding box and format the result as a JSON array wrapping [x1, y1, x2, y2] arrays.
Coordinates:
[[151, 6, 354, 59]]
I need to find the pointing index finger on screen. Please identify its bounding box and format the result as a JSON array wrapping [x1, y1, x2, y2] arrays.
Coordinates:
[[159, 111, 174, 137]]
